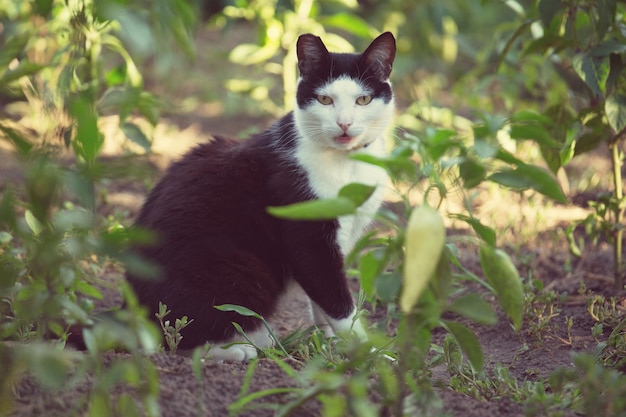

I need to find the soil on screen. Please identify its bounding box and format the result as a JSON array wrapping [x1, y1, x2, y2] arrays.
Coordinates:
[[3, 25, 624, 417]]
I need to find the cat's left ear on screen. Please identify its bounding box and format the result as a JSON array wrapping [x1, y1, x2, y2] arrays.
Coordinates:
[[362, 32, 396, 80], [297, 34, 330, 78]]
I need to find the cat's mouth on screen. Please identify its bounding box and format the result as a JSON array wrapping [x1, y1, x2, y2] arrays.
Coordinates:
[[334, 134, 355, 144]]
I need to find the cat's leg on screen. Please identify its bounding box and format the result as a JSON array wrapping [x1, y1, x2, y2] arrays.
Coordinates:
[[283, 221, 370, 343], [324, 305, 367, 342], [309, 298, 367, 341], [207, 325, 274, 361], [309, 300, 335, 338]]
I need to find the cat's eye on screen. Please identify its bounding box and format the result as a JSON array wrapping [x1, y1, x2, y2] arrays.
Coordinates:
[[356, 95, 372, 105], [316, 95, 333, 105]]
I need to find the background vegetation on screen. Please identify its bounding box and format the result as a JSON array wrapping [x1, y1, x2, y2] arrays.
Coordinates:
[[1, 0, 625, 416]]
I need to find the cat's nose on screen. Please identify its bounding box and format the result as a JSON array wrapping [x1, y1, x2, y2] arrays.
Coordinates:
[[337, 122, 352, 132]]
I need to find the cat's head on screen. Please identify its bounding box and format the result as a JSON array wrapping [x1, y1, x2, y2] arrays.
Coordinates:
[[293, 32, 396, 152]]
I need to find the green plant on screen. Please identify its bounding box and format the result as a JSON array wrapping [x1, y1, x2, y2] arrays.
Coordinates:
[[523, 277, 570, 345], [155, 301, 194, 352], [586, 292, 626, 370], [481, 0, 626, 291], [595, 316, 626, 371], [0, 0, 197, 415], [550, 353, 626, 416]]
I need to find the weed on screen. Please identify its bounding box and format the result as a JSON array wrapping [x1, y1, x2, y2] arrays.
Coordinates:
[[522, 277, 569, 346], [155, 301, 194, 352], [550, 353, 626, 417], [587, 294, 626, 328], [439, 334, 578, 417], [191, 344, 212, 417]]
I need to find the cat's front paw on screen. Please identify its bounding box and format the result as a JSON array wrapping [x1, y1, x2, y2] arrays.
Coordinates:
[[207, 326, 274, 361], [208, 343, 258, 361], [316, 323, 336, 338], [327, 314, 368, 342]]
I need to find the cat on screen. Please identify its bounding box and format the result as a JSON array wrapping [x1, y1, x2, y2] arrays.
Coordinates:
[[126, 32, 396, 360]]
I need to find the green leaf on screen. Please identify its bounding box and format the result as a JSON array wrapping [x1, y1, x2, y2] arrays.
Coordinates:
[[69, 97, 103, 165], [538, 0, 565, 27], [448, 214, 496, 246], [472, 139, 498, 159], [509, 123, 560, 148], [322, 13, 376, 38], [21, 346, 73, 389], [459, 158, 486, 188], [574, 132, 607, 155], [338, 183, 376, 206], [169, 14, 196, 59], [117, 394, 140, 417], [191, 347, 204, 381], [88, 392, 113, 417], [431, 248, 453, 300], [589, 39, 626, 57], [24, 210, 43, 236], [510, 110, 555, 126], [448, 294, 497, 325], [34, 0, 54, 16], [105, 65, 126, 87], [98, 87, 135, 112], [0, 32, 31, 69], [229, 387, 301, 415], [0, 125, 33, 155], [267, 183, 376, 220], [137, 92, 160, 126], [488, 164, 567, 203], [375, 271, 402, 304], [595, 0, 617, 41], [359, 250, 383, 298], [478, 245, 524, 331], [0, 231, 12, 245], [494, 148, 524, 165], [267, 197, 356, 220], [229, 43, 279, 65], [0, 61, 45, 85], [606, 94, 626, 133], [350, 153, 417, 179], [75, 280, 103, 299], [121, 122, 151, 153], [215, 304, 262, 319], [443, 320, 484, 371], [572, 53, 610, 96]]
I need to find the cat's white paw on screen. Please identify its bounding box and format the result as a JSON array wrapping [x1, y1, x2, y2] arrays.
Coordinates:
[[207, 326, 274, 362], [326, 310, 368, 342], [316, 324, 336, 338], [309, 299, 368, 341], [208, 343, 258, 361]]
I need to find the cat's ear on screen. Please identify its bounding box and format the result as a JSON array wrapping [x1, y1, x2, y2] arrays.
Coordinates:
[[297, 34, 329, 78], [362, 32, 396, 80]]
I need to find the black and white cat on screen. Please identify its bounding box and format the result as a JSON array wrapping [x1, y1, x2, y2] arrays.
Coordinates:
[[127, 32, 396, 360]]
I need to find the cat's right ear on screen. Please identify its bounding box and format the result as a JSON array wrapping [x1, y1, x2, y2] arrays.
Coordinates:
[[297, 34, 329, 78]]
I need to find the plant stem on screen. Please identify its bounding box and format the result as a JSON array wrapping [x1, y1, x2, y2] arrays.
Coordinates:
[[609, 129, 625, 292]]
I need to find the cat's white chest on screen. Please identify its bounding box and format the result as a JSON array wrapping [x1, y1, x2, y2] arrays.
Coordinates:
[[295, 139, 388, 255]]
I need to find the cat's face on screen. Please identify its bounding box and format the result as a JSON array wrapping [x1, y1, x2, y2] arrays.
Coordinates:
[[293, 32, 396, 151]]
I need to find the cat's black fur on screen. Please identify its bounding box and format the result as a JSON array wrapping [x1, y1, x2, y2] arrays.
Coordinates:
[[126, 33, 395, 350]]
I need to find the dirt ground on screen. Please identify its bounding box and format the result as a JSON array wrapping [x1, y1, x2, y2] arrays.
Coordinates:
[[3, 26, 624, 417]]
